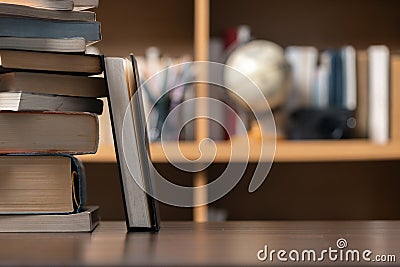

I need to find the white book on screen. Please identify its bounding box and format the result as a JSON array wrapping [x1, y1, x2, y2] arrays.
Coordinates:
[[342, 46, 357, 110], [368, 46, 390, 144], [314, 51, 331, 108], [285, 46, 318, 109], [104, 56, 159, 231]]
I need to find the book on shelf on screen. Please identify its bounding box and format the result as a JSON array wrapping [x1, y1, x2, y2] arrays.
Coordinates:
[[0, 155, 86, 214], [0, 91, 103, 114], [0, 37, 87, 53], [0, 17, 101, 43], [104, 55, 160, 232], [0, 50, 103, 74], [0, 2, 95, 21], [285, 46, 318, 110], [285, 45, 392, 143], [368, 45, 390, 144], [0, 206, 99, 233], [0, 112, 99, 154], [0, 71, 107, 97]]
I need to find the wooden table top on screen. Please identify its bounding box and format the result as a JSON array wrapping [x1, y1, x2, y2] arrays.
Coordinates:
[[0, 221, 399, 266]]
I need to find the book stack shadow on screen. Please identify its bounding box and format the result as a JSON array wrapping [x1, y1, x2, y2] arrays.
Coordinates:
[[0, 0, 105, 232]]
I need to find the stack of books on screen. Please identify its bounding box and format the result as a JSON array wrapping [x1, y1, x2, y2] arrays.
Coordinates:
[[0, 0, 105, 232]]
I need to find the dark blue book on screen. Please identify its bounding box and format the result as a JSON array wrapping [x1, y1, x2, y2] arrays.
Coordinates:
[[0, 17, 101, 43]]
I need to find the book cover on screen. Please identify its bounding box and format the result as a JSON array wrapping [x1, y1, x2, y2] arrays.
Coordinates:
[[104, 55, 159, 232]]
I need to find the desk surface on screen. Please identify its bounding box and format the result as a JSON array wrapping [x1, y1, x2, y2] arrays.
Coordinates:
[[0, 221, 399, 266]]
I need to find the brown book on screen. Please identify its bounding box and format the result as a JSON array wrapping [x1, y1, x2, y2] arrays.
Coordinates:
[[0, 155, 83, 214], [355, 50, 368, 138], [0, 2, 95, 21], [0, 206, 99, 233], [0, 50, 102, 75], [0, 71, 107, 98], [0, 112, 99, 154]]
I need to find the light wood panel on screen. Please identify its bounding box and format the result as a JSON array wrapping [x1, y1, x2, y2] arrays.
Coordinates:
[[193, 0, 210, 223], [78, 140, 400, 163]]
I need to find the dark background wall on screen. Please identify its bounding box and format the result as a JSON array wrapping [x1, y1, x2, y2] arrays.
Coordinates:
[[85, 161, 400, 221]]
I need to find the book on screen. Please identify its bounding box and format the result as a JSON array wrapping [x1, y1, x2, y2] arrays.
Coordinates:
[[0, 155, 86, 214], [0, 71, 107, 98], [73, 0, 99, 11], [0, 92, 103, 114], [104, 55, 159, 232], [0, 206, 99, 233], [0, 50, 103, 75], [285, 46, 318, 109], [0, 17, 101, 43], [0, 3, 95, 21], [368, 46, 390, 144], [342, 46, 357, 110], [313, 51, 331, 108], [0, 37, 86, 53], [355, 50, 369, 138], [0, 112, 99, 154], [0, 0, 74, 11]]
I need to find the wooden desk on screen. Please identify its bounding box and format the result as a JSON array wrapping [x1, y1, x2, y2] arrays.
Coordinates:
[[0, 221, 399, 266]]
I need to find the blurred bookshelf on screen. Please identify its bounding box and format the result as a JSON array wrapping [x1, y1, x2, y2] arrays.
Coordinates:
[[78, 139, 400, 163], [87, 0, 400, 222]]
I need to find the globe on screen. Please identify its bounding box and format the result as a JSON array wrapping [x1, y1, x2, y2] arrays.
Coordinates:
[[224, 40, 291, 112]]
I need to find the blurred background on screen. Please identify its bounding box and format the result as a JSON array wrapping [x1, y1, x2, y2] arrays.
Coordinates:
[[80, 0, 400, 221]]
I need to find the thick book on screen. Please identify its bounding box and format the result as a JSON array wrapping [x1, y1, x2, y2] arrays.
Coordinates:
[[0, 50, 103, 75], [0, 112, 99, 154], [0, 17, 101, 43], [0, 3, 95, 21], [0, 206, 99, 233], [104, 55, 159, 232], [0, 155, 86, 214], [0, 92, 103, 114], [0, 71, 107, 98], [0, 0, 74, 11], [368, 46, 390, 144], [0, 37, 86, 53]]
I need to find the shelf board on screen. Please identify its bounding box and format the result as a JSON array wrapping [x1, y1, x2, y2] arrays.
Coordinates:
[[78, 139, 400, 163]]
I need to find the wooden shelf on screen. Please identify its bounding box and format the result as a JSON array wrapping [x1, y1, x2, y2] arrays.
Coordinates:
[[78, 139, 400, 164]]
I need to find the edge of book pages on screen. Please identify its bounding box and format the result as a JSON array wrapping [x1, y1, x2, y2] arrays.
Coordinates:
[[0, 206, 100, 233]]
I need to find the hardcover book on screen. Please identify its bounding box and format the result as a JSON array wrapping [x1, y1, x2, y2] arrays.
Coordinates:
[[0, 17, 101, 43], [0, 155, 86, 214], [104, 55, 159, 232], [0, 71, 107, 98], [0, 206, 99, 232], [0, 37, 87, 53], [0, 112, 99, 154], [0, 91, 103, 114], [0, 50, 103, 75], [0, 2, 95, 21]]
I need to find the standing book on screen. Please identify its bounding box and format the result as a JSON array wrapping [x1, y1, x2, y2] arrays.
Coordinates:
[[104, 55, 159, 232]]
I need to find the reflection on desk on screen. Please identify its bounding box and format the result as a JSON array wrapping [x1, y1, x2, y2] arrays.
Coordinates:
[[0, 221, 399, 266]]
